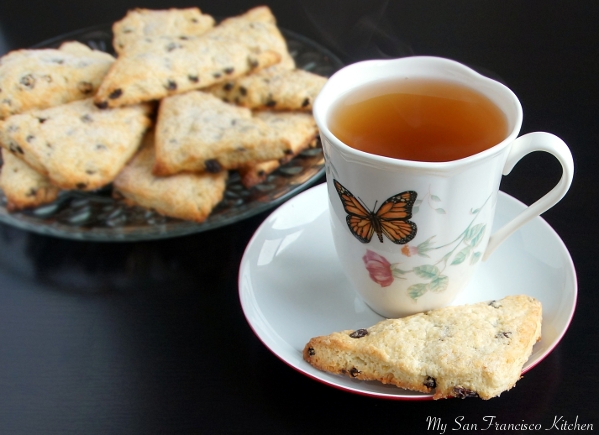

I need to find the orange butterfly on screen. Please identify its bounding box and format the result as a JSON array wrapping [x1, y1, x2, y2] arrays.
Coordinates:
[[333, 179, 417, 244]]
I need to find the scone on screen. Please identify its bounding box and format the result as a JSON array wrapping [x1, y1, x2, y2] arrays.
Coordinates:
[[153, 91, 293, 175], [0, 41, 114, 119], [303, 295, 542, 400], [0, 98, 152, 191], [113, 129, 227, 223], [209, 68, 327, 111], [0, 148, 60, 210], [238, 111, 319, 188], [112, 7, 215, 54], [94, 6, 287, 108]]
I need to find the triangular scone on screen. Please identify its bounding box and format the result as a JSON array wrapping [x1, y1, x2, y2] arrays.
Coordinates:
[[115, 6, 299, 111], [113, 130, 227, 223], [203, 7, 296, 72], [94, 6, 287, 109], [209, 68, 327, 111], [0, 41, 114, 119], [238, 111, 319, 188], [208, 7, 295, 70], [153, 91, 292, 175], [0, 98, 152, 191], [112, 7, 215, 54], [238, 137, 319, 189], [0, 148, 60, 211], [304, 295, 542, 400]]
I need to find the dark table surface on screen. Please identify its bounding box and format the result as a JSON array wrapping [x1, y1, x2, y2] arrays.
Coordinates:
[[0, 1, 597, 434]]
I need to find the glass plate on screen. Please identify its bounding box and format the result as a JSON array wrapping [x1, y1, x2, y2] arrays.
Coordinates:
[[0, 24, 343, 241]]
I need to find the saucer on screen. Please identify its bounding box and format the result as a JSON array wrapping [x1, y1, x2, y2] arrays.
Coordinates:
[[238, 183, 577, 400]]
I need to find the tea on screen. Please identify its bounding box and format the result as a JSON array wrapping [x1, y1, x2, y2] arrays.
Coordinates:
[[329, 78, 509, 162]]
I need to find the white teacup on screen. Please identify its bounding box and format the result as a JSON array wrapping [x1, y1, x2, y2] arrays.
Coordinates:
[[313, 56, 573, 318]]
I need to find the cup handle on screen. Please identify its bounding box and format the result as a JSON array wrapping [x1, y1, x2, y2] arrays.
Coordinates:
[[483, 132, 574, 261]]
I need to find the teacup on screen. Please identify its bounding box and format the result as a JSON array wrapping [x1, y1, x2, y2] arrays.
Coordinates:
[[313, 56, 573, 318]]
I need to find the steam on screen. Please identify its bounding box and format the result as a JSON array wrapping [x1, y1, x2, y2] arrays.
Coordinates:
[[299, 0, 413, 61]]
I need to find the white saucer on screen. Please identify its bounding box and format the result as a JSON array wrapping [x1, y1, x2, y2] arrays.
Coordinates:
[[238, 183, 577, 400]]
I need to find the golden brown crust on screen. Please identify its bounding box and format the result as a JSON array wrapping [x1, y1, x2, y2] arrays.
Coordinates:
[[303, 295, 542, 400], [113, 130, 227, 222]]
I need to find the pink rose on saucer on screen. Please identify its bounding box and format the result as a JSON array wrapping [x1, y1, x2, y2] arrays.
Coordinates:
[[362, 250, 393, 287]]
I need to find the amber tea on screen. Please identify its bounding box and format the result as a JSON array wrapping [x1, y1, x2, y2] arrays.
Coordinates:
[[329, 78, 509, 162]]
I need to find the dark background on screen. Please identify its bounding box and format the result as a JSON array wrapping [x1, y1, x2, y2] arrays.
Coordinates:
[[0, 1, 597, 434]]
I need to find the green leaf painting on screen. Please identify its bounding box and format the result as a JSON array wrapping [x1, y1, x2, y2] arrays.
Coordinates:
[[363, 193, 492, 301]]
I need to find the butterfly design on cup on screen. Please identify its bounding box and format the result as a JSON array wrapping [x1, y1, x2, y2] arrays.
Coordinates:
[[333, 179, 418, 244]]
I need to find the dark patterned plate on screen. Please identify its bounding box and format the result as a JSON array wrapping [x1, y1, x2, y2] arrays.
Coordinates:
[[0, 24, 343, 240]]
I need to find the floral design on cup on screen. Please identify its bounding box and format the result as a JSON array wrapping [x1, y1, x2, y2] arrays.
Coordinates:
[[362, 195, 490, 300], [317, 56, 574, 318], [362, 250, 394, 287], [412, 190, 446, 215]]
